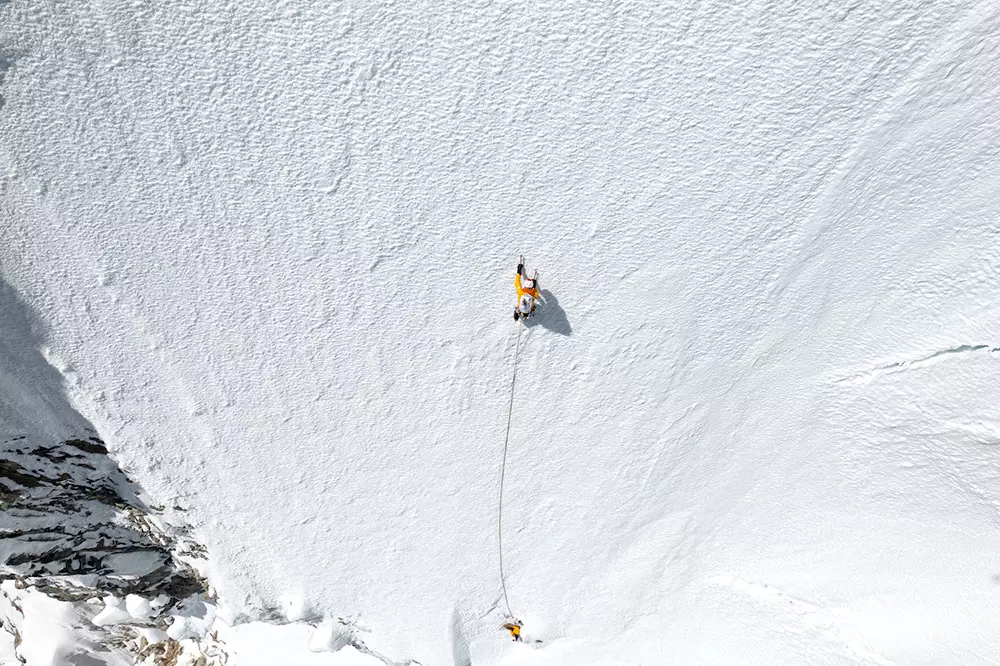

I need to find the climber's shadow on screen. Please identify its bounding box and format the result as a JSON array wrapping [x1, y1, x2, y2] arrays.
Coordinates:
[[524, 290, 572, 336]]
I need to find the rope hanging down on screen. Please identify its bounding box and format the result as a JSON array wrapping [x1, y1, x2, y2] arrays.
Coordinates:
[[498, 324, 527, 618]]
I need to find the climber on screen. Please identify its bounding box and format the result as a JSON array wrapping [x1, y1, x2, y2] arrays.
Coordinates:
[[513, 255, 540, 322], [501, 621, 522, 642]]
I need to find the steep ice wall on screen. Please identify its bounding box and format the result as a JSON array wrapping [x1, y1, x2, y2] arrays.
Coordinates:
[[2, 0, 1000, 664]]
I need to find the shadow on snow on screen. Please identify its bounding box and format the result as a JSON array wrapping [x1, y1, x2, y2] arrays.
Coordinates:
[[523, 289, 571, 336]]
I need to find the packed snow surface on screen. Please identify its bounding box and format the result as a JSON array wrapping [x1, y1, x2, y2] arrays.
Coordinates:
[[3, 0, 1000, 663]]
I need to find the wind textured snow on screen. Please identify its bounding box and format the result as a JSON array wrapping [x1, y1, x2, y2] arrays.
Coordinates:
[[2, 0, 1000, 664]]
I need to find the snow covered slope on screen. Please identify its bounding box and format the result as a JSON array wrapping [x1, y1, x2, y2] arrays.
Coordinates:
[[3, 0, 1000, 663]]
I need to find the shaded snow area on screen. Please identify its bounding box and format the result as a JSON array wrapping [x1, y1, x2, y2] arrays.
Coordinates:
[[2, 0, 1000, 664]]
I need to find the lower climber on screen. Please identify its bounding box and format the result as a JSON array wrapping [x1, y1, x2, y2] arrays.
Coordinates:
[[501, 620, 522, 642]]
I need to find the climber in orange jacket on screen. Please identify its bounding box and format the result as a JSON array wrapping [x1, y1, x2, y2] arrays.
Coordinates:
[[502, 621, 522, 642], [513, 256, 540, 322]]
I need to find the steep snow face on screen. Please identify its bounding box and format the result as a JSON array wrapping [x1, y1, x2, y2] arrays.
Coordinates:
[[3, 0, 1000, 663]]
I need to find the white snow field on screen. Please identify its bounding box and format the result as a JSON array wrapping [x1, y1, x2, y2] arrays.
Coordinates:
[[3, 0, 1000, 663]]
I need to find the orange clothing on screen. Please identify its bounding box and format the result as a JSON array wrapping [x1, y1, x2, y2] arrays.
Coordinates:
[[502, 622, 522, 641], [515, 272, 539, 301]]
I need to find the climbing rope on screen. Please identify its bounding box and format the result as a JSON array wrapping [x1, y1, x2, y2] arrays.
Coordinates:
[[498, 323, 527, 618]]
